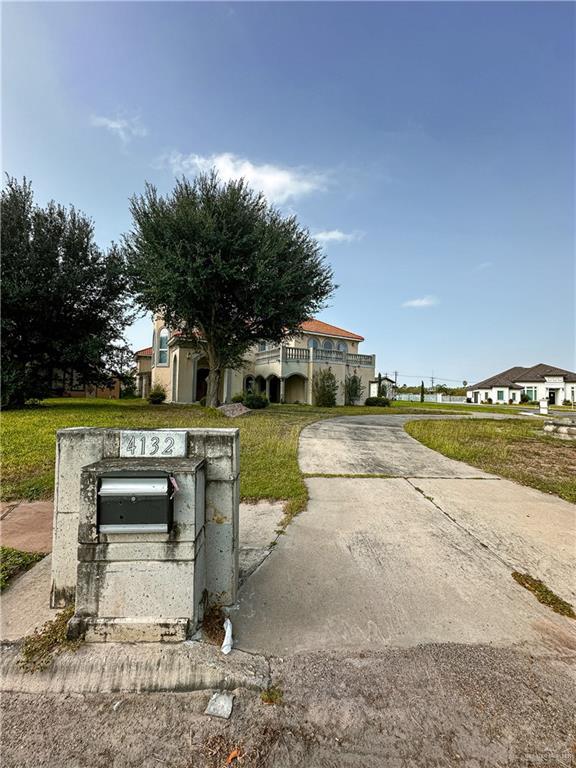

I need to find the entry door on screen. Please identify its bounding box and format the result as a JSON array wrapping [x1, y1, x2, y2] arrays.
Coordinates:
[[548, 390, 556, 405]]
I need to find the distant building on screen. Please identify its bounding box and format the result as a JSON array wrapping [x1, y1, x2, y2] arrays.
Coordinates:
[[368, 375, 395, 399], [51, 369, 121, 399], [467, 364, 576, 405], [134, 347, 153, 398]]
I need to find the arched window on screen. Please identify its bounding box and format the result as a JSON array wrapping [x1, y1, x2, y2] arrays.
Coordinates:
[[158, 328, 169, 365], [323, 339, 334, 351], [307, 338, 319, 349], [337, 341, 348, 353]]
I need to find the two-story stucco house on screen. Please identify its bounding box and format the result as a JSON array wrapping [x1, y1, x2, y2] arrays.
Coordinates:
[[467, 363, 576, 405], [137, 318, 376, 406]]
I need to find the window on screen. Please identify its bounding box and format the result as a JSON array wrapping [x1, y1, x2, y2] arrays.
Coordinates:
[[151, 331, 156, 366], [523, 387, 537, 401], [497, 390, 504, 401], [158, 328, 169, 365], [258, 342, 266, 352], [307, 338, 319, 349], [323, 339, 334, 351], [337, 341, 348, 353], [510, 392, 516, 402]]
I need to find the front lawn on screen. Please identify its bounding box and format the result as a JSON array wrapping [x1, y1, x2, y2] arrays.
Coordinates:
[[405, 418, 576, 503], [1, 398, 399, 520], [0, 547, 45, 590]]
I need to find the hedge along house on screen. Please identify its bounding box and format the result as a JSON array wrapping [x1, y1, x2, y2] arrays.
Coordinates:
[[139, 318, 376, 406], [466, 363, 576, 405]]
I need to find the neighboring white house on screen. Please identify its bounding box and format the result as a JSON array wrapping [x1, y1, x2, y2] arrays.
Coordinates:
[[137, 318, 376, 406], [467, 363, 576, 405], [368, 375, 395, 399]]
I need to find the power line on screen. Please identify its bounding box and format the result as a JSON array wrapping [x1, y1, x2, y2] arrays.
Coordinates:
[[391, 372, 467, 384]]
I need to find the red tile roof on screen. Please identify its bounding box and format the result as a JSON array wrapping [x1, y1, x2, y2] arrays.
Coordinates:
[[299, 319, 364, 341], [134, 347, 153, 356]]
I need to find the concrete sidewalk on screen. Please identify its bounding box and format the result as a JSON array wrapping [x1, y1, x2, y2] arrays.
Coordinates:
[[0, 501, 53, 553]]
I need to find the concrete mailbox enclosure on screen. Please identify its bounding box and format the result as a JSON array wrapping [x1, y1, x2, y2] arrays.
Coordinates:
[[50, 427, 239, 642]]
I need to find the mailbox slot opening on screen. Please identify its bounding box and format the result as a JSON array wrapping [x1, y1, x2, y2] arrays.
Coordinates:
[[97, 471, 174, 534]]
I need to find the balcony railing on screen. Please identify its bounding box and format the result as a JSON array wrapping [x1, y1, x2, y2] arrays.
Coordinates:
[[254, 346, 374, 368], [254, 347, 281, 363], [284, 347, 310, 362]]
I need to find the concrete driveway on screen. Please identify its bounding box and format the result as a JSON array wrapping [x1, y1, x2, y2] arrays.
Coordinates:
[[233, 415, 576, 654]]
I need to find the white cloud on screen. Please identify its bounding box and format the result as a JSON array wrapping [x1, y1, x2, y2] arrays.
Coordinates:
[[401, 296, 439, 308], [474, 261, 492, 272], [314, 229, 362, 244], [163, 151, 325, 204], [91, 114, 148, 144]]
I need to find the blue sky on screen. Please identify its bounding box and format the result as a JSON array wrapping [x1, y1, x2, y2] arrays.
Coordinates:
[[3, 1, 574, 386]]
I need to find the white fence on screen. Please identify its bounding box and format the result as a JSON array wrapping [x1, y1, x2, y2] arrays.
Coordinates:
[[395, 393, 467, 404]]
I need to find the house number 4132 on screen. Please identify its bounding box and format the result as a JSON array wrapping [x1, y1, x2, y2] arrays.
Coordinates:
[[119, 431, 187, 458]]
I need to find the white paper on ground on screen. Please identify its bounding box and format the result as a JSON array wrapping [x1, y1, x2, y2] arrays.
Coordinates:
[[204, 691, 235, 719], [221, 618, 233, 654]]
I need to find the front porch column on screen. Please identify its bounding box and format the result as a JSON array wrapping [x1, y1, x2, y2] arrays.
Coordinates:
[[265, 378, 271, 400], [223, 369, 233, 403], [191, 357, 198, 402], [280, 377, 286, 403]]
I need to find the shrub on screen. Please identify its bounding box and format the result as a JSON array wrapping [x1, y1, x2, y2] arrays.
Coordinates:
[[147, 384, 166, 405], [563, 399, 572, 406], [244, 392, 269, 410], [520, 392, 530, 404], [231, 393, 245, 404], [199, 396, 206, 407], [364, 396, 390, 407], [313, 368, 338, 407], [343, 373, 365, 406]]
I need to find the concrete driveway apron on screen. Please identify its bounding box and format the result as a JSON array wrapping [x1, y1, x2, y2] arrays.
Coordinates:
[[232, 415, 576, 656]]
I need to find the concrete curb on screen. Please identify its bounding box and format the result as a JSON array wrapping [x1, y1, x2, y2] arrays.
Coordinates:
[[0, 641, 269, 694]]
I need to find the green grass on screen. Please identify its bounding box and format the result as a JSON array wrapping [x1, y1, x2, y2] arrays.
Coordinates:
[[18, 605, 82, 672], [0, 546, 45, 590], [405, 418, 576, 503], [260, 684, 284, 705], [512, 571, 575, 618]]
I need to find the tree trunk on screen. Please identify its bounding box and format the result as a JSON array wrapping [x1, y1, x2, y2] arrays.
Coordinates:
[[206, 368, 221, 408]]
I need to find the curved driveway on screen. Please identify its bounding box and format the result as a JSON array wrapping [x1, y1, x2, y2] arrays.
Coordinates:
[[299, 413, 497, 477], [233, 414, 576, 656]]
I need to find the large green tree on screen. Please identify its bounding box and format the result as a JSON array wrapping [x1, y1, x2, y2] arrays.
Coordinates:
[[125, 172, 335, 407], [1, 177, 132, 408]]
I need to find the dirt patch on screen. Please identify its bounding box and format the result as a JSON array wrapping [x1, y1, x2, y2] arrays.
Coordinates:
[[201, 605, 226, 645], [508, 437, 576, 481], [2, 645, 575, 767]]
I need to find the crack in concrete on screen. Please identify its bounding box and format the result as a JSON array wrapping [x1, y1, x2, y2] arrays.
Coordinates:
[[0, 504, 20, 521], [405, 478, 515, 572]]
